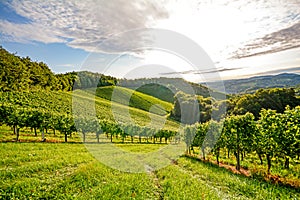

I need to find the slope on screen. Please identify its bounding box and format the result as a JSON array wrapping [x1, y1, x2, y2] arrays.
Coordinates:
[[0, 90, 179, 131], [119, 77, 226, 103], [94, 86, 173, 116]]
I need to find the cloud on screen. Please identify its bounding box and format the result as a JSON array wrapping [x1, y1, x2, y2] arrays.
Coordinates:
[[0, 0, 169, 53], [1, 0, 299, 59], [56, 64, 75, 67], [251, 66, 300, 76], [198, 0, 300, 59], [0, 19, 65, 43], [231, 21, 300, 59], [159, 67, 242, 76]]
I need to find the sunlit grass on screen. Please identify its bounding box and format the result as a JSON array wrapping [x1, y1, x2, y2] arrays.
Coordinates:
[[1, 142, 299, 199]]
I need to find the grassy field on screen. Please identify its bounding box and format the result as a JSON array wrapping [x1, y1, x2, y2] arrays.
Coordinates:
[[1, 142, 299, 199], [1, 89, 179, 131], [94, 86, 173, 116], [73, 89, 179, 130]]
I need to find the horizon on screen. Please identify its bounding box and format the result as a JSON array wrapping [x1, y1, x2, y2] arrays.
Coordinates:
[[0, 0, 300, 83]]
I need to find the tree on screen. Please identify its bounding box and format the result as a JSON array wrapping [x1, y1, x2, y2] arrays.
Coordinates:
[[222, 113, 256, 170], [203, 121, 223, 163], [171, 91, 211, 124], [257, 109, 281, 173], [193, 123, 207, 159], [279, 106, 300, 169], [75, 116, 101, 143], [4, 105, 28, 141], [183, 125, 196, 154], [55, 114, 76, 142], [233, 88, 300, 119]]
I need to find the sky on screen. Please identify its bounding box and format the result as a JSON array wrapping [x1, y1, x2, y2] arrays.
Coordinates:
[[0, 0, 300, 82]]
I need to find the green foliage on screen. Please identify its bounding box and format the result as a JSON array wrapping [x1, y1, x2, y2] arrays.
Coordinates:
[[233, 88, 300, 118], [0, 90, 179, 142], [119, 77, 223, 100], [171, 91, 213, 123], [222, 113, 256, 170], [0, 46, 117, 92]]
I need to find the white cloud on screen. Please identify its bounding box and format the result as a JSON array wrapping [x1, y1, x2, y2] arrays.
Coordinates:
[[0, 0, 169, 53], [0, 19, 65, 43], [0, 0, 299, 59], [56, 63, 75, 67], [232, 22, 300, 58]]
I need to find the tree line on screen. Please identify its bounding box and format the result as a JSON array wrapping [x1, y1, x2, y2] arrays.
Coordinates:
[[171, 87, 300, 125], [0, 46, 117, 92], [0, 103, 178, 144]]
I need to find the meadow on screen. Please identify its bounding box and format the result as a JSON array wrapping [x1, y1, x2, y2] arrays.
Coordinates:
[[1, 140, 300, 199]]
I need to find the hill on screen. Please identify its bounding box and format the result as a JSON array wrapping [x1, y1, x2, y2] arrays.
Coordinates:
[[119, 77, 225, 103], [0, 46, 117, 91], [1, 90, 179, 130], [207, 73, 300, 94], [94, 86, 173, 116], [1, 46, 224, 102]]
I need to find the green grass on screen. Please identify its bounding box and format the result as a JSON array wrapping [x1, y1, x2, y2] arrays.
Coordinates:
[[1, 89, 180, 131], [0, 142, 157, 199], [210, 150, 300, 186], [73, 89, 179, 131], [95, 86, 173, 115], [168, 156, 300, 199], [115, 143, 167, 153], [1, 142, 299, 199], [133, 83, 175, 103]]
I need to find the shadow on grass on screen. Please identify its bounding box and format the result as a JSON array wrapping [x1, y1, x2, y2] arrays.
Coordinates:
[[183, 154, 300, 192]]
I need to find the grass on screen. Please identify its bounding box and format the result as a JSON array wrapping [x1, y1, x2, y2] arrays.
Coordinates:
[[1, 89, 179, 131], [0, 142, 157, 199], [73, 89, 179, 131], [191, 147, 300, 189], [133, 83, 175, 103], [95, 86, 173, 116], [115, 143, 167, 153], [0, 125, 82, 143], [175, 156, 300, 199], [1, 141, 299, 199]]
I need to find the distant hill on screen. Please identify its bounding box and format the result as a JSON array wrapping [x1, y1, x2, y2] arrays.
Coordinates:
[[208, 73, 300, 94], [119, 77, 225, 103]]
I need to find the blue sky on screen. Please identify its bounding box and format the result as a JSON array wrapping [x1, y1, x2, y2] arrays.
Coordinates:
[[0, 0, 300, 82]]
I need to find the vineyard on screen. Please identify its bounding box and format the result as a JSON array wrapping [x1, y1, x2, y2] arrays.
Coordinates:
[[95, 86, 173, 115], [1, 47, 300, 198], [1, 89, 300, 187], [0, 90, 179, 142]]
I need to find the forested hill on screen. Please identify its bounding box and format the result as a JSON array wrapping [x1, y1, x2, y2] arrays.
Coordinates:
[[208, 73, 300, 94], [1, 46, 224, 101], [119, 78, 224, 103], [0, 46, 117, 92]]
